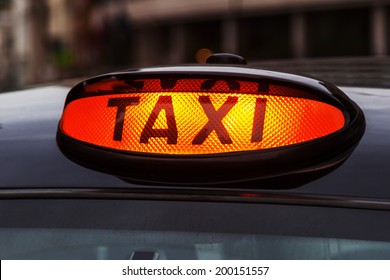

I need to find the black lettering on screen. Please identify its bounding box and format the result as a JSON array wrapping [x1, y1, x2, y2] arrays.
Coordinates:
[[108, 97, 140, 141], [200, 79, 240, 90], [251, 98, 267, 142], [125, 80, 145, 90], [192, 96, 238, 144], [257, 82, 269, 93], [160, 78, 177, 89], [140, 96, 178, 144]]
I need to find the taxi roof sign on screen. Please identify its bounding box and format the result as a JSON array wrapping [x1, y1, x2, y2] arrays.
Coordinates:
[[57, 65, 365, 186]]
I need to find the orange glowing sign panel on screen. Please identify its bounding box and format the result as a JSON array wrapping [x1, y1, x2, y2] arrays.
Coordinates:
[[60, 86, 345, 155]]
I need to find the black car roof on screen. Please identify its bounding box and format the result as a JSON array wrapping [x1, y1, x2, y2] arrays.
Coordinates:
[[0, 85, 389, 199]]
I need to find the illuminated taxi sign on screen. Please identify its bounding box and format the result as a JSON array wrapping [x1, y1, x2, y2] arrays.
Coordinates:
[[60, 84, 345, 155], [57, 66, 365, 185]]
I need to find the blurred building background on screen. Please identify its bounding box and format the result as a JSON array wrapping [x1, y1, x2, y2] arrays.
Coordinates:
[[1, 0, 390, 91]]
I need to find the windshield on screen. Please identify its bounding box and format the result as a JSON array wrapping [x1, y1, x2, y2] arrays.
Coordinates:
[[1, 198, 390, 260], [3, 228, 390, 260], [0, 1, 389, 92]]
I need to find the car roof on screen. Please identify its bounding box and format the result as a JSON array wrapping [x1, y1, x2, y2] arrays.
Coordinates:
[[0, 84, 389, 199]]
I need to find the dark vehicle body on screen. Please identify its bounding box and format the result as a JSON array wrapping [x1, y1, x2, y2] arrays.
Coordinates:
[[0, 72, 390, 259]]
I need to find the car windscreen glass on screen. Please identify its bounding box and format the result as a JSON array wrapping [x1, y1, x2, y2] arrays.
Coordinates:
[[1, 228, 390, 260], [1, 199, 390, 260]]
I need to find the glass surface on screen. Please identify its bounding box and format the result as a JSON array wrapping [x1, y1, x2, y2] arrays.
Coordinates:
[[1, 199, 390, 260], [1, 228, 390, 260]]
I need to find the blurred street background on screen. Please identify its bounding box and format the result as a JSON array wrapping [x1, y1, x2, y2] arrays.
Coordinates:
[[1, 0, 390, 91]]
